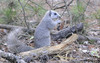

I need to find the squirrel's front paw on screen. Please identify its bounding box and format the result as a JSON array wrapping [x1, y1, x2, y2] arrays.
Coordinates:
[[57, 20, 62, 24]]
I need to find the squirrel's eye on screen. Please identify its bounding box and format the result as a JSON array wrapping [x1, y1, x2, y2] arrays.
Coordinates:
[[54, 13, 57, 15]]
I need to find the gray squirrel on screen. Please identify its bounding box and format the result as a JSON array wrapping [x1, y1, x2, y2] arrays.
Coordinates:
[[7, 10, 61, 53], [34, 10, 61, 48]]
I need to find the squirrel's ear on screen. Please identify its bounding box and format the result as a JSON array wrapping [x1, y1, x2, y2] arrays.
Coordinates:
[[49, 10, 51, 16]]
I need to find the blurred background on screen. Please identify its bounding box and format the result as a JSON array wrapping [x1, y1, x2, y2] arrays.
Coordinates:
[[0, 0, 100, 63]]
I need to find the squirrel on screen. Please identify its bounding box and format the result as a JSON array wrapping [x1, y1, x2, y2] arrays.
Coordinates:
[[34, 10, 61, 48], [6, 10, 61, 53], [7, 28, 33, 54]]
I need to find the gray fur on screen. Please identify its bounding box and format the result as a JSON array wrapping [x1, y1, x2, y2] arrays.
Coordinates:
[[7, 28, 33, 53], [34, 10, 61, 48], [6, 10, 61, 53]]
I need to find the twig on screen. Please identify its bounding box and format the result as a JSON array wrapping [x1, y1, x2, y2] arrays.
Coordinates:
[[17, 0, 30, 18], [83, 0, 90, 13], [18, 0, 30, 30], [60, 0, 67, 17], [53, 2, 64, 8], [45, 0, 52, 9], [61, 0, 73, 17], [0, 24, 35, 32], [29, 0, 46, 10], [53, 0, 74, 10], [91, 29, 100, 31], [75, 0, 90, 22]]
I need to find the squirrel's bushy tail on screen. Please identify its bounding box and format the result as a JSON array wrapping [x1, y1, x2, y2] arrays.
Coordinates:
[[7, 28, 22, 45], [7, 28, 33, 53]]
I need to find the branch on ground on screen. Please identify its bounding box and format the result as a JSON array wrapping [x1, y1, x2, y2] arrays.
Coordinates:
[[19, 34, 78, 59], [0, 50, 26, 63]]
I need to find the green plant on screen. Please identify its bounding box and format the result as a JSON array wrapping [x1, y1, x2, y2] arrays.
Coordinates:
[[0, 18, 4, 24], [71, 2, 85, 24], [92, 10, 100, 19], [91, 9, 100, 25], [89, 40, 95, 44], [2, 7, 17, 24], [27, 1, 46, 18], [0, 1, 18, 24]]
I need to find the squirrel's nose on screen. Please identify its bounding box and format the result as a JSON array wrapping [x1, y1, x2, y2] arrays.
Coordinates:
[[58, 15, 61, 19]]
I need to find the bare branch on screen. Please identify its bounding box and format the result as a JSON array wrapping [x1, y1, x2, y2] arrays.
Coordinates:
[[18, 0, 30, 30], [75, 0, 90, 22], [17, 0, 30, 16], [45, 0, 52, 9], [29, 0, 46, 10], [53, 0, 74, 10], [0, 24, 35, 32], [61, 0, 71, 17], [0, 23, 83, 40], [53, 2, 64, 8]]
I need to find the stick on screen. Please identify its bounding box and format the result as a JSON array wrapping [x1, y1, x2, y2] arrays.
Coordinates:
[[19, 34, 78, 58], [0, 23, 83, 40], [18, 0, 30, 30], [0, 50, 26, 63]]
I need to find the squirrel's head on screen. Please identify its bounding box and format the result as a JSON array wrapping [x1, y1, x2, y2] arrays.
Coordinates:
[[49, 10, 61, 20], [44, 10, 61, 20]]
